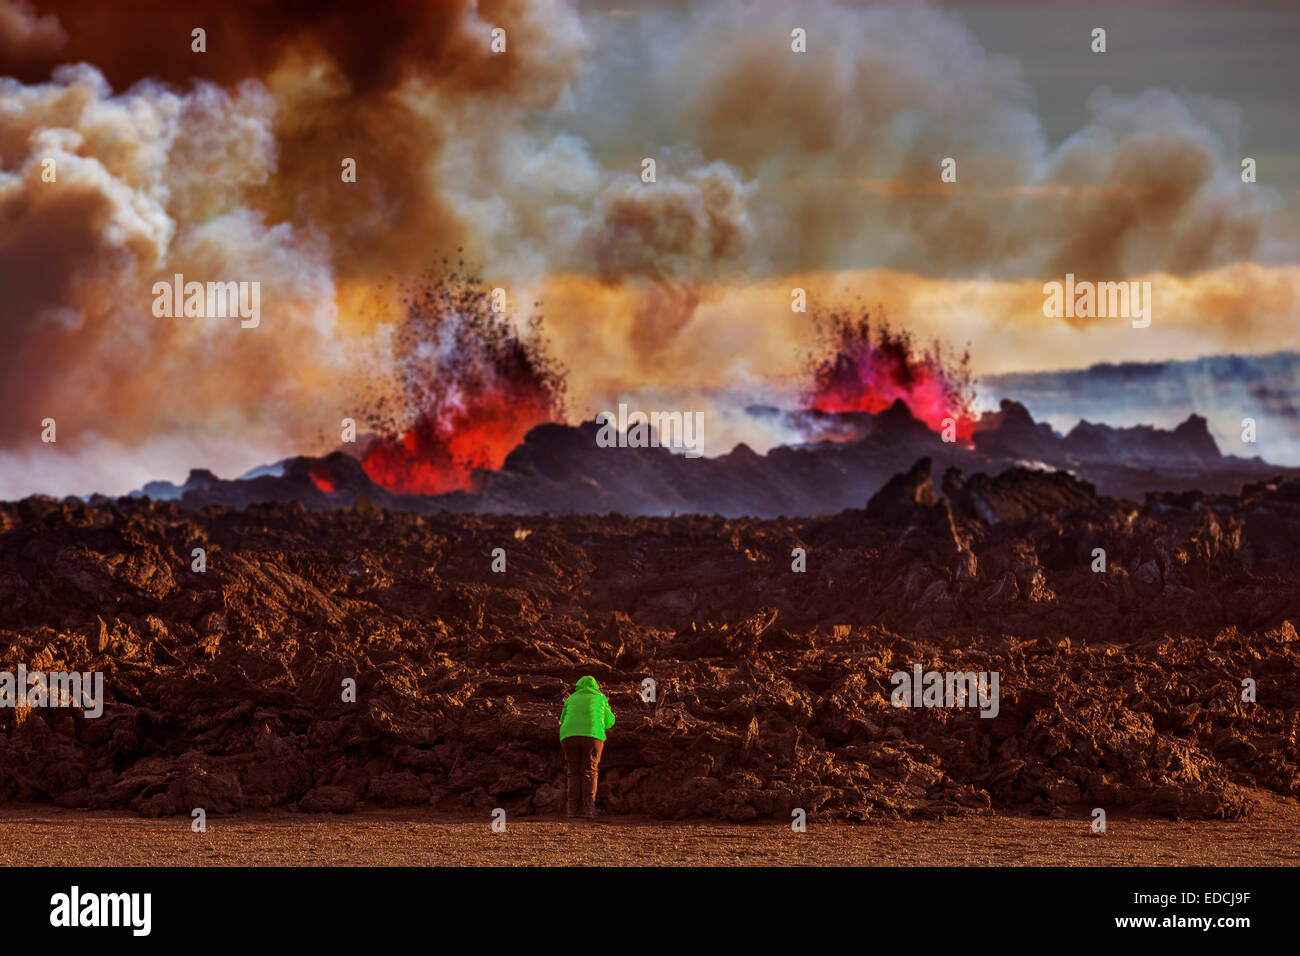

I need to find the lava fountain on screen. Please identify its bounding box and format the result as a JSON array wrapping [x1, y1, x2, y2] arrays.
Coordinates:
[[803, 313, 976, 440], [360, 271, 567, 495]]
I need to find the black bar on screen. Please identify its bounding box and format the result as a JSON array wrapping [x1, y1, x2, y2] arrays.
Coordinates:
[[2, 866, 1276, 943]]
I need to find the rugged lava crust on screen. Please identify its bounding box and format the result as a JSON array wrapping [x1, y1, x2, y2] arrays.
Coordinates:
[[1, 461, 1297, 821]]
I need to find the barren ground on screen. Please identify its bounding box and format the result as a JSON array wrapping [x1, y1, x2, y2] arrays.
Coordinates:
[[2, 791, 1297, 866]]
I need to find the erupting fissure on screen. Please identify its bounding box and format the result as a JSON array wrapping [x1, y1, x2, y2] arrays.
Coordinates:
[[803, 314, 976, 441], [359, 271, 567, 495]]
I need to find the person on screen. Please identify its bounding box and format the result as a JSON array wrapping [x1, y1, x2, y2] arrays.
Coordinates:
[[558, 675, 615, 819]]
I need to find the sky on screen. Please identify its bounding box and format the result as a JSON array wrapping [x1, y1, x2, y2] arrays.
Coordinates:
[[1, 0, 1297, 496]]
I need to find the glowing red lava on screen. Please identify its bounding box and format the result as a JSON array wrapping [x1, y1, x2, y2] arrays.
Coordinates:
[[361, 372, 559, 495], [359, 272, 566, 495], [803, 315, 976, 440], [307, 463, 337, 493]]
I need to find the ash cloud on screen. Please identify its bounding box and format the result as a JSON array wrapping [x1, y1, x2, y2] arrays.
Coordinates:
[[0, 0, 589, 495], [0, 66, 347, 462], [0, 0, 61, 75], [575, 0, 1281, 281], [0, 0, 1294, 496]]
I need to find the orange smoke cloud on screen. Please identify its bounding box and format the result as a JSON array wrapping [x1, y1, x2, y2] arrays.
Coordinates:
[[0, 0, 1294, 499]]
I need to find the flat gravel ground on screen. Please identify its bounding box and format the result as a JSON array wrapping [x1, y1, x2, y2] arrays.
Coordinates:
[[1, 792, 1296, 866]]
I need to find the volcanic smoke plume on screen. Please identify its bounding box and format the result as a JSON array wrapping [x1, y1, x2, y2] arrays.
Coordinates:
[[0, 0, 1293, 501], [358, 271, 567, 495], [802, 314, 976, 440]]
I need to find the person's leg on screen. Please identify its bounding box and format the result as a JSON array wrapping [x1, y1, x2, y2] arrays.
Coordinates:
[[561, 737, 581, 817], [582, 738, 604, 817]]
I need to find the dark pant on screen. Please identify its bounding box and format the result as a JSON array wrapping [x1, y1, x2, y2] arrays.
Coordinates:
[[562, 735, 604, 817]]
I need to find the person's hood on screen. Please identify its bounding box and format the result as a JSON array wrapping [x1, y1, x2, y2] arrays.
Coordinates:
[[575, 676, 600, 693]]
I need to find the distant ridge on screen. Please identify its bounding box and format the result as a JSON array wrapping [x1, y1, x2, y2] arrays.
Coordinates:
[[111, 398, 1300, 517]]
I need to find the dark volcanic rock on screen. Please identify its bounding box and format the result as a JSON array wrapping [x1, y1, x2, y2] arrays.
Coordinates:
[[972, 400, 1062, 463], [942, 466, 1099, 524], [1061, 414, 1223, 466], [2, 465, 1297, 821], [868, 456, 940, 512], [124, 401, 1300, 517]]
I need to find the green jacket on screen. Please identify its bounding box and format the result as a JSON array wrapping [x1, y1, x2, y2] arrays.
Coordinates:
[[559, 676, 615, 741]]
